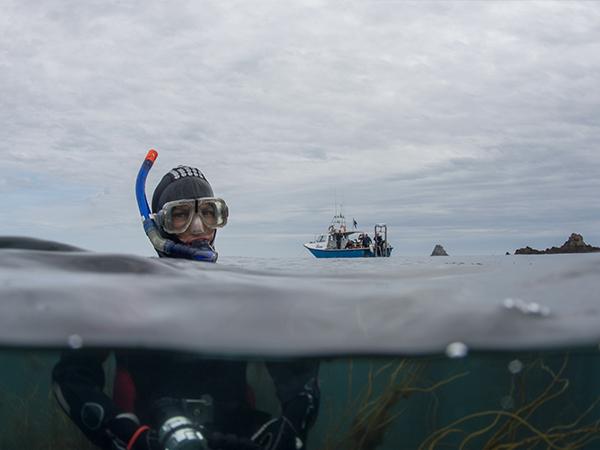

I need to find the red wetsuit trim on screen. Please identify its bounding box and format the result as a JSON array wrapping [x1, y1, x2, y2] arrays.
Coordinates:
[[113, 367, 137, 412], [127, 425, 150, 450], [245, 384, 257, 409]]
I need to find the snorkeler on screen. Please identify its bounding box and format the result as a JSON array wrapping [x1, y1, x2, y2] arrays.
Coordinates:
[[52, 151, 320, 450]]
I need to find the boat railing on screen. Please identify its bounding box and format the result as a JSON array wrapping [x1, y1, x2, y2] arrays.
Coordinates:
[[374, 223, 389, 257]]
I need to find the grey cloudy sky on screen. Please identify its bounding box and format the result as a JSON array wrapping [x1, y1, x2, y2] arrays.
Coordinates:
[[1, 0, 599, 257]]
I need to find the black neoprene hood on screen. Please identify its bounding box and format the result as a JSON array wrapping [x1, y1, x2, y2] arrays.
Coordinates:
[[151, 166, 214, 213]]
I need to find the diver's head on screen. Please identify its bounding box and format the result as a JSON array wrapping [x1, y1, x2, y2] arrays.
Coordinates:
[[151, 166, 228, 253]]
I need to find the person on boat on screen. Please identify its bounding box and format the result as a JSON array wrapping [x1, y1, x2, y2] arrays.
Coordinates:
[[52, 165, 320, 450], [361, 233, 372, 249], [374, 232, 384, 256], [375, 232, 389, 256], [334, 230, 343, 249]]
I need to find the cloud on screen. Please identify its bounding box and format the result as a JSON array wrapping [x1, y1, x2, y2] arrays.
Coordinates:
[[1, 0, 599, 255]]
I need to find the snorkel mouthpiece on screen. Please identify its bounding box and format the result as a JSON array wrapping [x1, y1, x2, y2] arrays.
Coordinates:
[[135, 149, 218, 262]]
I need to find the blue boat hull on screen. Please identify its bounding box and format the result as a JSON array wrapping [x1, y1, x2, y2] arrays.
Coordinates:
[[305, 246, 393, 259]]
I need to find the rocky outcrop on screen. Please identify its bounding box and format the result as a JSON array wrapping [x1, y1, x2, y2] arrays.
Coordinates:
[[514, 246, 544, 255], [515, 233, 600, 255], [431, 244, 449, 256]]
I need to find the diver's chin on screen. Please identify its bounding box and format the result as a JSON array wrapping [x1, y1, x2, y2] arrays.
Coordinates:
[[178, 232, 215, 244], [180, 237, 214, 250], [180, 236, 207, 243]]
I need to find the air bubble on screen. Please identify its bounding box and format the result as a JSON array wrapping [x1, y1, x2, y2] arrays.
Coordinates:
[[68, 334, 83, 349], [508, 359, 523, 374], [445, 342, 468, 358], [502, 298, 550, 317], [500, 396, 515, 410], [503, 298, 515, 309]]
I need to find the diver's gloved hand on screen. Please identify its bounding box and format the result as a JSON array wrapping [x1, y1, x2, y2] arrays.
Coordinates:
[[253, 389, 319, 450], [107, 413, 159, 450], [251, 416, 303, 450]]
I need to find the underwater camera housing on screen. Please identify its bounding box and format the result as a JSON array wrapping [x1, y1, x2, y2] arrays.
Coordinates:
[[153, 397, 213, 450], [152, 396, 262, 450], [151, 396, 264, 450], [159, 416, 205, 450]]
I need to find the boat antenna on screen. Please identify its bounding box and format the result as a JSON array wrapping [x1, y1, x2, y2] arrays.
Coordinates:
[[334, 189, 338, 216]]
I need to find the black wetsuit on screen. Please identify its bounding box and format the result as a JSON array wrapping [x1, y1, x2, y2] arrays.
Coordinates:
[[52, 349, 320, 449]]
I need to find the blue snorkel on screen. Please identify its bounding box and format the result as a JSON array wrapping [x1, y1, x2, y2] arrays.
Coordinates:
[[135, 149, 218, 262]]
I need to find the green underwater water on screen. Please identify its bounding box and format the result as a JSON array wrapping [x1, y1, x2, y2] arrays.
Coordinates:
[[1, 347, 600, 450]]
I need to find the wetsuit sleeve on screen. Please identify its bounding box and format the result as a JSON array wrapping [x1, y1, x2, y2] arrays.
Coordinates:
[[52, 349, 123, 448], [265, 359, 320, 435]]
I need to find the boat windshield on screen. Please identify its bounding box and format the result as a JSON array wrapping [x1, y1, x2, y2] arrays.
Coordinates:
[[316, 234, 326, 243]]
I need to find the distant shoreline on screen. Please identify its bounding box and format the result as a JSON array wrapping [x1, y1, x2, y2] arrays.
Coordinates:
[[514, 233, 600, 255]]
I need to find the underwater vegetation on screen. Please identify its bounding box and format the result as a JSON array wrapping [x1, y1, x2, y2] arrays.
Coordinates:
[[0, 382, 96, 450], [318, 351, 600, 450], [2, 350, 600, 449], [318, 359, 467, 450], [0, 351, 96, 450], [420, 354, 600, 450]]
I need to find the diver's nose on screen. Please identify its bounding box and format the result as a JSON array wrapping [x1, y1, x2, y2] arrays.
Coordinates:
[[188, 215, 206, 234]]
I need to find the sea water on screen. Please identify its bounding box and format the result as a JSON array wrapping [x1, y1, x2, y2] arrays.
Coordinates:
[[1, 242, 600, 449]]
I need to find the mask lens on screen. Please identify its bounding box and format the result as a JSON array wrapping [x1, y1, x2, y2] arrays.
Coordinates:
[[199, 199, 228, 228], [160, 198, 228, 234], [163, 202, 194, 234]]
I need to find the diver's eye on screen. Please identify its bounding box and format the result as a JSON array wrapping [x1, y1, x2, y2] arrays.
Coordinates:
[[171, 206, 191, 225], [200, 207, 216, 218]]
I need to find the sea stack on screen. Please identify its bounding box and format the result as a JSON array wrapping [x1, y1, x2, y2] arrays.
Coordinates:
[[431, 244, 449, 256], [515, 233, 600, 255]]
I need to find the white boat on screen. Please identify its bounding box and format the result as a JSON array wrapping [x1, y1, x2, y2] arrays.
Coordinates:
[[304, 213, 393, 258]]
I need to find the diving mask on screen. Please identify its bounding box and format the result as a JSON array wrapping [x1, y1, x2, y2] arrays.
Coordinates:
[[155, 197, 229, 235]]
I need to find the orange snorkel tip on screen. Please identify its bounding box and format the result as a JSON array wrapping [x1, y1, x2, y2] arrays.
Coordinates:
[[146, 149, 158, 163]]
